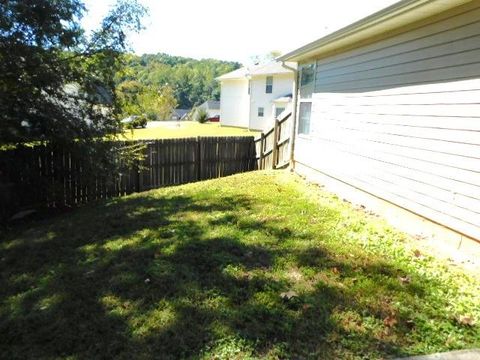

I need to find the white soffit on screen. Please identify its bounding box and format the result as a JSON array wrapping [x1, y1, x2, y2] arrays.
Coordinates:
[[280, 0, 473, 62]]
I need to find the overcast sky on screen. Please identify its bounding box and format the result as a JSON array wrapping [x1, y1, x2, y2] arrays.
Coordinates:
[[82, 0, 400, 64]]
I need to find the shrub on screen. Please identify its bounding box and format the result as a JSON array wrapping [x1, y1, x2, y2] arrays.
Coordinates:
[[146, 111, 158, 122], [133, 114, 148, 128], [195, 108, 209, 124], [125, 114, 148, 129]]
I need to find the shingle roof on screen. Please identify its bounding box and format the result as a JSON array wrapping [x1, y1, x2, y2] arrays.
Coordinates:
[[205, 100, 220, 109], [216, 61, 293, 81], [274, 94, 293, 103], [216, 67, 250, 80], [173, 109, 190, 118], [249, 62, 292, 76]]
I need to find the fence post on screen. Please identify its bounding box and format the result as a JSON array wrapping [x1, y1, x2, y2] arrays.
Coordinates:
[[272, 119, 279, 169], [259, 133, 265, 170], [196, 137, 201, 181]]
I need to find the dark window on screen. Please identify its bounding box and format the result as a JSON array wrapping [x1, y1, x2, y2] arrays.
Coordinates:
[[275, 107, 285, 118], [266, 76, 273, 93], [258, 107, 264, 117], [300, 64, 315, 86], [298, 102, 311, 135]]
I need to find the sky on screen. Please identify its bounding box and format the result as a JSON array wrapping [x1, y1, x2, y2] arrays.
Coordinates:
[[82, 0, 400, 64]]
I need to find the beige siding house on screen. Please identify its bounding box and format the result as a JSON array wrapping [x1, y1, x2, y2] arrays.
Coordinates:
[[280, 0, 480, 251]]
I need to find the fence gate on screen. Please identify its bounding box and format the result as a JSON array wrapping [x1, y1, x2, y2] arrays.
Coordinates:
[[255, 112, 292, 170]]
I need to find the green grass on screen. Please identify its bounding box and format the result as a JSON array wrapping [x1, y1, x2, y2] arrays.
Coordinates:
[[1, 171, 479, 359], [122, 121, 260, 140]]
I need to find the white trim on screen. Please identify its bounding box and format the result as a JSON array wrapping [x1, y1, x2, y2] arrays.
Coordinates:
[[279, 0, 473, 62]]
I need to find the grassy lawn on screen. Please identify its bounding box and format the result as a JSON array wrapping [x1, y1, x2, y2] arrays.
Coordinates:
[[122, 121, 260, 140], [1, 171, 479, 359]]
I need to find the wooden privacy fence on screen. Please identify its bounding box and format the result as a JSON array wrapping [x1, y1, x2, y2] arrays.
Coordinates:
[[256, 112, 292, 170], [0, 136, 256, 221]]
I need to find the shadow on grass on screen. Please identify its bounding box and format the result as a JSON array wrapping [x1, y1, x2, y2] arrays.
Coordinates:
[[0, 189, 468, 359]]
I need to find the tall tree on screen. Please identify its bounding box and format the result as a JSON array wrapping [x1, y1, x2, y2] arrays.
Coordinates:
[[141, 85, 178, 121], [116, 81, 177, 121], [0, 0, 147, 146]]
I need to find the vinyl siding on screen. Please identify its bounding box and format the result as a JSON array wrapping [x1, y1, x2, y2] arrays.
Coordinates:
[[295, 4, 480, 240], [219, 79, 250, 128], [249, 74, 294, 131]]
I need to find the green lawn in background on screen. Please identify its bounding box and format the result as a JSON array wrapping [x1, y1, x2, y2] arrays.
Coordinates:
[[1, 171, 478, 359], [122, 121, 260, 140]]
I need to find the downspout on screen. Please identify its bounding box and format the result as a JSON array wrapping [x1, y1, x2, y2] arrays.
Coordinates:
[[246, 75, 252, 130], [280, 61, 298, 171]]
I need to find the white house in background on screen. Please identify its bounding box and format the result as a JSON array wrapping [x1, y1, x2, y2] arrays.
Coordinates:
[[280, 0, 480, 254], [198, 100, 221, 118], [217, 62, 294, 131]]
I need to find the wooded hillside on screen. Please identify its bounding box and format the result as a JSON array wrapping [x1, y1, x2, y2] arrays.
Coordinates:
[[117, 53, 241, 109]]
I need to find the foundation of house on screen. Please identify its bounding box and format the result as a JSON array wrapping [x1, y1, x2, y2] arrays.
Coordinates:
[[294, 162, 480, 266]]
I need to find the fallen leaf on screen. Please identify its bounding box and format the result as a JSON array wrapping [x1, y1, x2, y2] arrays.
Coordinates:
[[399, 276, 411, 284], [332, 267, 340, 275], [457, 315, 476, 326], [144, 278, 151, 284], [383, 315, 398, 328], [413, 249, 422, 258]]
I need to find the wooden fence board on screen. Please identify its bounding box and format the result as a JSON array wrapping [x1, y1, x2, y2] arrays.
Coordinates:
[[2, 112, 296, 223], [255, 113, 292, 170], [1, 136, 257, 221]]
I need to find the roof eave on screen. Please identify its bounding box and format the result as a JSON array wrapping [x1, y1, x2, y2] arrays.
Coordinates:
[[279, 0, 471, 62], [216, 76, 246, 81]]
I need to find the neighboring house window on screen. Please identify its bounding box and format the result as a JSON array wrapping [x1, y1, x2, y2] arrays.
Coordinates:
[[258, 107, 264, 117], [299, 63, 315, 99], [298, 102, 311, 135], [275, 107, 285, 118], [266, 76, 273, 93]]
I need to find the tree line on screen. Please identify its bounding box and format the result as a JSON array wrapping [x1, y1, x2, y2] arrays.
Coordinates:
[[116, 53, 241, 119]]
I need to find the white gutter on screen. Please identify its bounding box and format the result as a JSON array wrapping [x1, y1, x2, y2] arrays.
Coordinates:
[[279, 0, 472, 62], [280, 61, 298, 169]]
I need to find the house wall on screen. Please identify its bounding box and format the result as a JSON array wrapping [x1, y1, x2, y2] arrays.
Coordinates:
[[294, 3, 480, 241], [249, 74, 294, 131], [219, 79, 250, 128], [207, 109, 220, 118]]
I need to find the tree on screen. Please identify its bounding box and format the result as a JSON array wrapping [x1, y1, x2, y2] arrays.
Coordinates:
[[116, 81, 178, 121], [141, 85, 178, 121], [118, 53, 241, 109], [249, 50, 282, 65], [0, 0, 147, 146], [116, 80, 145, 118]]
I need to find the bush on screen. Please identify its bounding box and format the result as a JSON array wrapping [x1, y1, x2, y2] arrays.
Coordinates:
[[195, 108, 209, 124], [146, 111, 158, 122], [125, 114, 148, 129]]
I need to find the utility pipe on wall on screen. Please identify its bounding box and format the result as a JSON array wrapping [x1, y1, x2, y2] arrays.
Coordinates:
[[280, 61, 299, 170]]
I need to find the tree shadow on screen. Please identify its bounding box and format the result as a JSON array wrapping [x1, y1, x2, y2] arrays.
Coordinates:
[[0, 187, 470, 359]]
